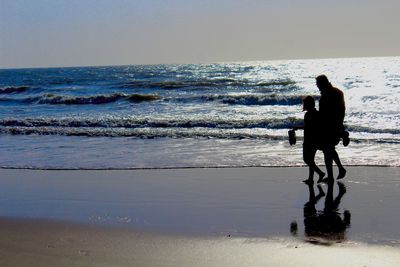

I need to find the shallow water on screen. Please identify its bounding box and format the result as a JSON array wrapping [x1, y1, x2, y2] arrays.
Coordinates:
[[0, 135, 399, 169]]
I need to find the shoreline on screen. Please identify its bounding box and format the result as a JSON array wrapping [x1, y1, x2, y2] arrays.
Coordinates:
[[1, 164, 398, 170]]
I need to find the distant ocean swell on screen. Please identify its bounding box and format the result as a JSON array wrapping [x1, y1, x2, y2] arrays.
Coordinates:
[[117, 78, 297, 89], [0, 86, 29, 94], [0, 79, 296, 92]]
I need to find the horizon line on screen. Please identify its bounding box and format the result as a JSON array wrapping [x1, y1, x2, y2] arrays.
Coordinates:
[[1, 55, 399, 70]]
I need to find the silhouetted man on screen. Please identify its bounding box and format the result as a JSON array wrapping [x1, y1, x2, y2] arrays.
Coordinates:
[[316, 75, 347, 181]]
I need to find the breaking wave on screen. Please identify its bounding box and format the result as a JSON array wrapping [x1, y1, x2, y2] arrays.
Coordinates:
[[1, 92, 316, 106], [1, 117, 398, 143], [0, 117, 302, 130], [217, 94, 308, 106], [5, 93, 161, 105], [0, 126, 291, 139], [172, 94, 314, 106], [347, 125, 400, 135]]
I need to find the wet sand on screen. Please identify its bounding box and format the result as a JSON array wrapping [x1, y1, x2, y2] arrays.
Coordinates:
[[1, 217, 400, 267], [0, 167, 399, 266]]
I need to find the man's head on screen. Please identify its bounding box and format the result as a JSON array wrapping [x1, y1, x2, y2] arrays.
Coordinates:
[[303, 96, 315, 111], [316, 75, 332, 91]]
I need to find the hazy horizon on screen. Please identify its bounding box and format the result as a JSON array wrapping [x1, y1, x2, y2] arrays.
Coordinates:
[[1, 55, 399, 70], [1, 0, 399, 69]]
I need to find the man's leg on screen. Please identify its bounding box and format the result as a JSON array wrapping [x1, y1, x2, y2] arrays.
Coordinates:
[[332, 149, 346, 179], [323, 147, 334, 181]]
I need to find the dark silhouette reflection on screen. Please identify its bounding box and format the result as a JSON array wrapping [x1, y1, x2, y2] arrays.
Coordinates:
[[292, 181, 351, 245]]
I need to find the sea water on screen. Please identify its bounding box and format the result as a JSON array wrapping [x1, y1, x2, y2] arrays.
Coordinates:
[[0, 57, 399, 169]]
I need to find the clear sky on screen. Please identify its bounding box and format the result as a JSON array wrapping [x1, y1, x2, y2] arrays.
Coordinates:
[[1, 0, 399, 68]]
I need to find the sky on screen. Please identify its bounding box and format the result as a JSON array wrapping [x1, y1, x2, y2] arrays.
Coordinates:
[[1, 0, 399, 68]]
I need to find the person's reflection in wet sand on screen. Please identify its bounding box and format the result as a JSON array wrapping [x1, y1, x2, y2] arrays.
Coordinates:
[[303, 184, 325, 238], [292, 181, 351, 245]]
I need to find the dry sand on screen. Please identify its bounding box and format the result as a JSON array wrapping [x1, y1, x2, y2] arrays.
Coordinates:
[[0, 167, 399, 266]]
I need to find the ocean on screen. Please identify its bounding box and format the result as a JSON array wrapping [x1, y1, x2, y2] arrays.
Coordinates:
[[1, 57, 399, 169]]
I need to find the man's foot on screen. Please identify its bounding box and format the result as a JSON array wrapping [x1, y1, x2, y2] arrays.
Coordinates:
[[321, 177, 334, 184], [342, 131, 350, 147], [317, 172, 325, 183], [337, 168, 347, 179], [302, 179, 314, 184]]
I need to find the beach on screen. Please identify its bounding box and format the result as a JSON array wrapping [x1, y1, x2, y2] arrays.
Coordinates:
[[2, 0, 400, 265], [1, 167, 399, 266], [1, 218, 400, 267]]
